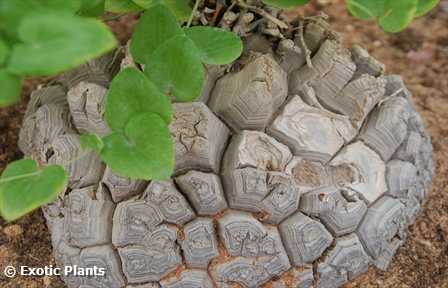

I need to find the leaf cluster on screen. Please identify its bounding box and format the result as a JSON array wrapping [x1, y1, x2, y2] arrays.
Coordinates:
[[0, 0, 441, 221], [0, 1, 243, 221], [83, 3, 243, 180], [347, 0, 440, 32], [0, 0, 117, 106]]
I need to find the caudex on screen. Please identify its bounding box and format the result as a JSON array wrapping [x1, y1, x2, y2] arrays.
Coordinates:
[[0, 0, 438, 287]]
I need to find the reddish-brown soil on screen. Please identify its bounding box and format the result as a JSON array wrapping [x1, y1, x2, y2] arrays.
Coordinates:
[[1, 2, 447, 287]]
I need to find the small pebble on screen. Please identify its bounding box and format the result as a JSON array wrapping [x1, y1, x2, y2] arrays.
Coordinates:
[[3, 224, 23, 238], [373, 40, 382, 47], [441, 0, 448, 12]]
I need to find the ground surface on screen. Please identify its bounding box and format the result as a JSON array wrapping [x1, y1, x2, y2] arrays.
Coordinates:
[[0, 1, 447, 287]]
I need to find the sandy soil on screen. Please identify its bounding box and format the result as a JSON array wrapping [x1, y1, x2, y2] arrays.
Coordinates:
[[0, 1, 447, 287]]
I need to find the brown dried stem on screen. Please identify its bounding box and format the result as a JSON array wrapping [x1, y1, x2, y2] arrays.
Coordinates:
[[235, 0, 289, 29]]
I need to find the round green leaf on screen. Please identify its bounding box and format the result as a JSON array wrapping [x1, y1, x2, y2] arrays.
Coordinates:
[[347, 0, 385, 19], [0, 159, 68, 222], [133, 0, 192, 21], [0, 0, 81, 39], [7, 12, 117, 76], [130, 4, 184, 64], [379, 0, 418, 33], [105, 0, 142, 13], [0, 70, 22, 106], [78, 0, 105, 17], [80, 133, 104, 152], [262, 0, 309, 8], [105, 67, 172, 132], [100, 113, 174, 180], [416, 0, 440, 17], [144, 35, 204, 102], [185, 27, 243, 65]]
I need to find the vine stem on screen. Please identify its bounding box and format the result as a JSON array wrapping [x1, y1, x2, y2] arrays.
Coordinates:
[[235, 0, 289, 29], [101, 13, 126, 22], [298, 21, 314, 69], [187, 0, 202, 28], [57, 150, 92, 167]]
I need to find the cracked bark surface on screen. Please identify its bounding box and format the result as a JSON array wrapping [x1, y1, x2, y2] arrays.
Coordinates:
[[18, 15, 434, 288]]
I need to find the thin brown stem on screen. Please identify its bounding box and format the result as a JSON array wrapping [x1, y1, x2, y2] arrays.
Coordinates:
[[235, 0, 289, 30]]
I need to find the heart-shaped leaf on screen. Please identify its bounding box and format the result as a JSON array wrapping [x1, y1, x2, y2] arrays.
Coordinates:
[[262, 0, 309, 8], [105, 0, 142, 13], [130, 4, 184, 64], [379, 0, 418, 33], [80, 133, 104, 152], [132, 0, 192, 21], [416, 0, 440, 17], [0, 70, 22, 106], [7, 12, 117, 76], [105, 67, 172, 132], [185, 27, 243, 65], [144, 35, 204, 102], [0, 159, 68, 221], [100, 113, 174, 180]]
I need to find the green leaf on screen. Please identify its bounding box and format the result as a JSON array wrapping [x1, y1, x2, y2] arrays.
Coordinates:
[[0, 70, 22, 106], [144, 35, 204, 102], [7, 12, 117, 76], [0, 39, 9, 66], [130, 4, 184, 64], [100, 113, 174, 180], [78, 0, 105, 17], [379, 0, 418, 33], [0, 159, 68, 222], [185, 27, 243, 65], [347, 0, 385, 19], [105, 67, 172, 132], [262, 0, 309, 8], [416, 0, 439, 17], [0, 0, 81, 39], [80, 133, 104, 152], [105, 0, 142, 13], [132, 0, 192, 21]]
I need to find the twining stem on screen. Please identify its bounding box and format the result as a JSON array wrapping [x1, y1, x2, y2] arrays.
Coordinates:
[[235, 0, 289, 29], [298, 21, 314, 69], [57, 149, 93, 167], [101, 13, 126, 22], [187, 0, 202, 27]]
